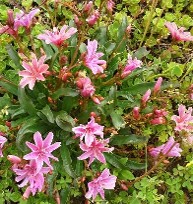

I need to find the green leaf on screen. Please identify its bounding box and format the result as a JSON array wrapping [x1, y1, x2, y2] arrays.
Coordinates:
[[119, 170, 135, 180], [47, 169, 58, 197], [18, 88, 37, 115], [117, 16, 128, 39], [60, 188, 70, 204], [52, 88, 79, 99], [60, 142, 76, 178], [6, 44, 22, 69], [127, 82, 154, 95], [133, 47, 150, 59], [55, 111, 75, 131], [40, 105, 54, 123], [126, 160, 147, 170], [0, 80, 18, 95], [110, 112, 125, 130], [171, 66, 183, 77], [110, 134, 148, 146], [75, 160, 84, 177], [105, 153, 126, 169]]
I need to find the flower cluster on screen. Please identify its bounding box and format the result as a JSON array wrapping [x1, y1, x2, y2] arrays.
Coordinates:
[[72, 116, 116, 200], [0, 9, 39, 36], [8, 132, 60, 198]]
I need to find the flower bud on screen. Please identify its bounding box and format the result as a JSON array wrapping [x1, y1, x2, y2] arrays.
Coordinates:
[[86, 10, 100, 26], [7, 155, 22, 164], [153, 77, 163, 94], [150, 117, 166, 125], [7, 10, 14, 26], [133, 107, 140, 120], [141, 89, 151, 106], [83, 1, 93, 14]]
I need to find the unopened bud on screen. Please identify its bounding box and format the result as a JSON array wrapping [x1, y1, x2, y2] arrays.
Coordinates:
[[91, 96, 101, 104], [86, 10, 100, 26], [141, 89, 151, 106], [133, 107, 140, 120], [150, 117, 166, 125], [7, 155, 22, 164], [153, 77, 163, 94], [83, 1, 93, 14], [7, 10, 14, 26]]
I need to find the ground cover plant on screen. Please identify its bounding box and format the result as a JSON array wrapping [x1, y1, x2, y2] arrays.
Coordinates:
[[1, 0, 193, 203]]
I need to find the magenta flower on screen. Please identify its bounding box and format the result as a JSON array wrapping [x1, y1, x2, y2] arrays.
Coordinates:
[[149, 137, 182, 158], [23, 132, 61, 171], [84, 40, 106, 75], [78, 138, 114, 166], [165, 22, 193, 42], [72, 116, 104, 146], [13, 159, 50, 198], [19, 53, 49, 90], [38, 25, 77, 47], [0, 135, 7, 157], [76, 77, 95, 97], [85, 168, 117, 200], [86, 10, 100, 26], [14, 9, 40, 30], [171, 104, 193, 132], [121, 54, 142, 78]]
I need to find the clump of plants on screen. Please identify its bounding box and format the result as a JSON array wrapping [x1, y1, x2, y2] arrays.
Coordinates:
[[1, 0, 193, 203]]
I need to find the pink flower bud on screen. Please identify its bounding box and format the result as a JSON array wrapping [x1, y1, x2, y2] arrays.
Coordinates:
[[7, 155, 22, 164], [153, 77, 163, 94], [141, 89, 151, 106], [7, 9, 14, 26], [126, 24, 132, 34], [83, 1, 93, 13], [150, 117, 166, 125], [133, 107, 140, 120], [76, 77, 95, 97], [107, 0, 115, 14], [154, 109, 168, 117], [86, 10, 100, 26], [91, 96, 101, 104]]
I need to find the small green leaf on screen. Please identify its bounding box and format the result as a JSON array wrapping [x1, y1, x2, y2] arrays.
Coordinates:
[[6, 44, 22, 69], [56, 111, 75, 131], [18, 88, 37, 115], [126, 160, 147, 170], [0, 80, 18, 95], [133, 47, 150, 59], [110, 112, 125, 130], [110, 134, 148, 146], [119, 170, 135, 180], [40, 105, 54, 123], [52, 88, 79, 99], [105, 153, 126, 169], [60, 142, 76, 178], [127, 82, 154, 95], [60, 188, 70, 204]]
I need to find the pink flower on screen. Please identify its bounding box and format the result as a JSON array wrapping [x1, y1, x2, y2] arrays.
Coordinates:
[[84, 40, 106, 75], [154, 109, 168, 117], [76, 77, 95, 97], [0, 135, 7, 157], [14, 9, 40, 30], [85, 168, 116, 200], [19, 53, 49, 90], [78, 138, 114, 166], [165, 22, 193, 42], [149, 137, 182, 158], [38, 25, 77, 47], [72, 116, 104, 146], [13, 159, 50, 198], [23, 132, 61, 171], [153, 77, 163, 94], [141, 89, 151, 106], [121, 54, 142, 78], [171, 104, 193, 132], [86, 10, 100, 26]]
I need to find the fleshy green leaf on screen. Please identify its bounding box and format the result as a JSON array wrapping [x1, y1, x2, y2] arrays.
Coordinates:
[[55, 111, 75, 131], [60, 142, 76, 178], [110, 134, 148, 146], [18, 88, 37, 115], [52, 88, 79, 100], [105, 153, 126, 169], [110, 112, 125, 130], [40, 105, 54, 123]]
